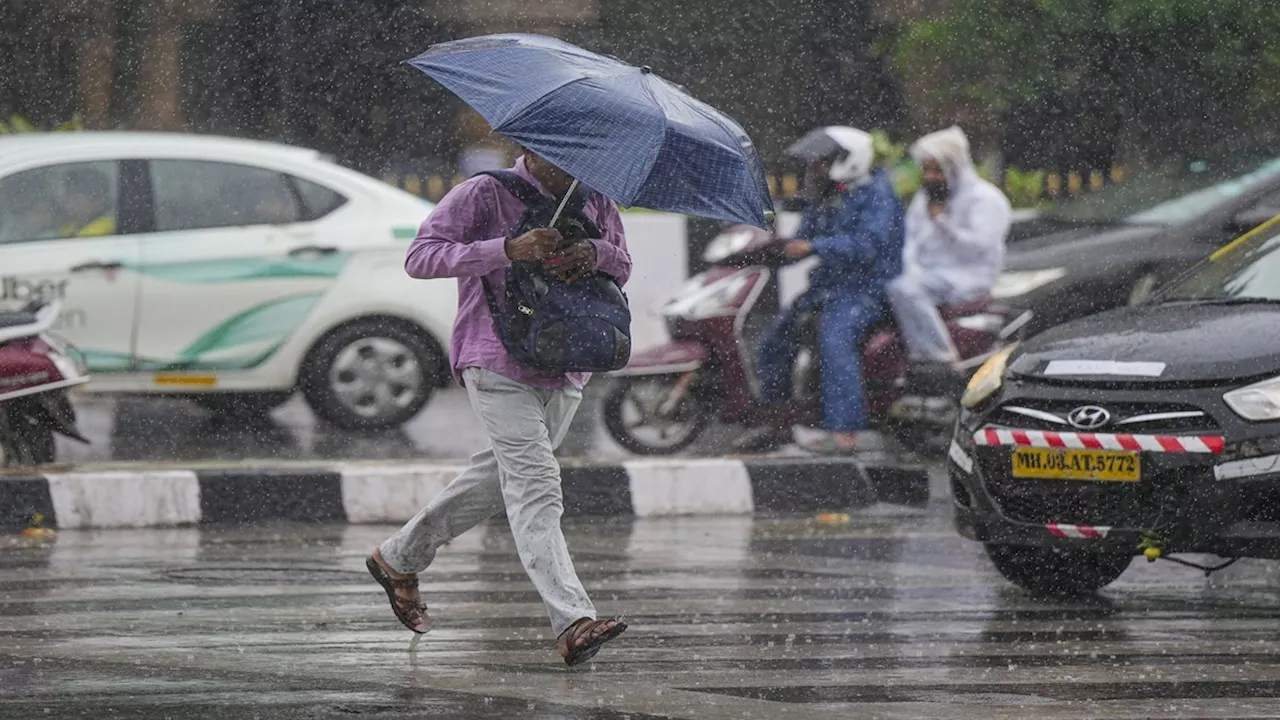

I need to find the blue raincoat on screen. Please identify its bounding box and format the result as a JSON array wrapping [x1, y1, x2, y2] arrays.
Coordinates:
[[756, 168, 906, 432]]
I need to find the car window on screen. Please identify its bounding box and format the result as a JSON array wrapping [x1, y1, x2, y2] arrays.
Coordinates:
[[1127, 159, 1280, 226], [289, 175, 347, 220], [151, 160, 301, 231], [1046, 153, 1280, 226], [1238, 187, 1280, 223], [1158, 220, 1280, 302], [0, 161, 120, 244]]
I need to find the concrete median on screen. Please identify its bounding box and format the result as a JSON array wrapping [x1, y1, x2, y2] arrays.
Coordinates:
[[0, 456, 929, 531]]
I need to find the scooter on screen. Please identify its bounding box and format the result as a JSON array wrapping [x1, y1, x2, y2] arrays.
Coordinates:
[[601, 224, 1033, 456], [0, 300, 90, 467]]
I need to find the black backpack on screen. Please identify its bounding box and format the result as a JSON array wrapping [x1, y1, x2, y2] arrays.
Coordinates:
[[476, 170, 632, 374]]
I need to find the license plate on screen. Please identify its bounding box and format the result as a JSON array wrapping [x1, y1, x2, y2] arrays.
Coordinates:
[[1011, 447, 1141, 482]]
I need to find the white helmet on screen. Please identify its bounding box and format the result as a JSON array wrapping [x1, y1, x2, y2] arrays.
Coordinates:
[[785, 126, 876, 186]]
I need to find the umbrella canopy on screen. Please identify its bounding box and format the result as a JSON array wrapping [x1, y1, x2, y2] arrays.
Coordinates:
[[407, 33, 775, 228]]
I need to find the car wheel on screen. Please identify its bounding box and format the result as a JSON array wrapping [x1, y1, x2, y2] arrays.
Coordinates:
[[193, 392, 294, 417], [300, 318, 444, 430], [985, 543, 1131, 597]]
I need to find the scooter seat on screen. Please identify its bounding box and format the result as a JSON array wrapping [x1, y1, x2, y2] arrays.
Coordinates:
[[0, 311, 38, 329], [939, 295, 1003, 319]]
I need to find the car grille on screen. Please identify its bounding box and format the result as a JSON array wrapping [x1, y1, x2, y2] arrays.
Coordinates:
[[991, 399, 1219, 435], [981, 455, 1197, 529]]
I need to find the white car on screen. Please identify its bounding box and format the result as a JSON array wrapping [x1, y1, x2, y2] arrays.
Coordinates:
[[0, 132, 457, 430]]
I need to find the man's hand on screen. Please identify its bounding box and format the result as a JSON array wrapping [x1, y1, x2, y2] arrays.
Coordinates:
[[505, 228, 562, 261], [545, 240, 598, 283], [927, 201, 946, 219], [784, 239, 814, 259]]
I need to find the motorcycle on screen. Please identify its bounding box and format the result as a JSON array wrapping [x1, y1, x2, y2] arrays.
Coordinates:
[[602, 223, 1033, 456], [0, 300, 90, 467]]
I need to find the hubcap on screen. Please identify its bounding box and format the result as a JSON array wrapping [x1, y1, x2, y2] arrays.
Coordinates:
[[619, 379, 702, 449], [328, 337, 424, 420]]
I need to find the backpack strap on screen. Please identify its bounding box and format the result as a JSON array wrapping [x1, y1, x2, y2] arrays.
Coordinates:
[[475, 170, 549, 209], [475, 169, 591, 220]]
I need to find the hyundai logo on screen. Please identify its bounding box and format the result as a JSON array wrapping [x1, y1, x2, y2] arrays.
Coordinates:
[[1067, 405, 1112, 430]]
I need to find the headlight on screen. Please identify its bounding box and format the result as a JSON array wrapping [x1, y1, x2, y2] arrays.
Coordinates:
[[661, 273, 750, 320], [961, 345, 1017, 409], [1225, 376, 1280, 421], [990, 268, 1066, 299], [703, 228, 756, 263]]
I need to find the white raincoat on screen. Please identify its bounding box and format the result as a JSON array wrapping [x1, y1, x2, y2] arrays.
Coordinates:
[[901, 126, 1012, 301]]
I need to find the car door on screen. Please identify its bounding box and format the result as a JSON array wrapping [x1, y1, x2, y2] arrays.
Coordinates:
[[134, 158, 352, 373], [0, 159, 143, 372]]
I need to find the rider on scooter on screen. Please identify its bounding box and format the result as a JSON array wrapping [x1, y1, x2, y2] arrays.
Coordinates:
[[886, 125, 1011, 392], [736, 126, 906, 454]]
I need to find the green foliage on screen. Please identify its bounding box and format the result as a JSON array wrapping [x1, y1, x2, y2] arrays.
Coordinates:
[[0, 114, 83, 134], [891, 1, 1280, 150], [890, 160, 921, 199], [867, 128, 1048, 208], [1003, 167, 1050, 209]]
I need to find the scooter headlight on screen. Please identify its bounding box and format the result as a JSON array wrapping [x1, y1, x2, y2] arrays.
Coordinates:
[[703, 228, 757, 264], [1225, 375, 1280, 422], [961, 345, 1018, 409], [661, 273, 751, 321]]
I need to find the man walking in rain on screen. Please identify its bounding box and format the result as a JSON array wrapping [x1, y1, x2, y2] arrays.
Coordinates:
[[887, 125, 1011, 388], [737, 126, 905, 454], [366, 149, 631, 666]]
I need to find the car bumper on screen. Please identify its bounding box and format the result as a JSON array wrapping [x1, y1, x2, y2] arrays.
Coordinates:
[[949, 381, 1280, 559]]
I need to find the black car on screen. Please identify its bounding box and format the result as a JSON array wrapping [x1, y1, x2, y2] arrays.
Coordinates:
[[993, 143, 1280, 335], [950, 214, 1280, 595]]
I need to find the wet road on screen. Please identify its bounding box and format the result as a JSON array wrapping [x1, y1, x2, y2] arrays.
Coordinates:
[[7, 502, 1280, 717], [53, 389, 826, 466]]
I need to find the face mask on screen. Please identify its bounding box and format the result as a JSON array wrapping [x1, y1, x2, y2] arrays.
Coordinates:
[[923, 179, 950, 202]]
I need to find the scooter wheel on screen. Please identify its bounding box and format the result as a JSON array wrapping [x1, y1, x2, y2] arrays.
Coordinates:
[[0, 407, 55, 468], [603, 377, 710, 455]]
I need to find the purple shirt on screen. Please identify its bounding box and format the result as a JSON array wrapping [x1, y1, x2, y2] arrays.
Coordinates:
[[405, 157, 632, 390]]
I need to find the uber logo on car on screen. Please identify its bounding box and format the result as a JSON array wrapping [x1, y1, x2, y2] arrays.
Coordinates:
[[0, 276, 70, 302]]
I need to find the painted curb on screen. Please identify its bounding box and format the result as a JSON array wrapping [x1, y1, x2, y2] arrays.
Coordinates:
[[0, 458, 929, 531]]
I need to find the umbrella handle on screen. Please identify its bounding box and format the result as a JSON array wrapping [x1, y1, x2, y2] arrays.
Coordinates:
[[547, 178, 580, 229]]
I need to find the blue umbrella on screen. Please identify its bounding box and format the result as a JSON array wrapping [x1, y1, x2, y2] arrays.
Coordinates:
[[407, 33, 775, 228]]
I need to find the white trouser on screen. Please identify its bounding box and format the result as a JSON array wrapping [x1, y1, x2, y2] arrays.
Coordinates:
[[379, 366, 595, 636], [887, 269, 965, 363]]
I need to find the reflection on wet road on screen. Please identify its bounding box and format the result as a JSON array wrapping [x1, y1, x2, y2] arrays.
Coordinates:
[[6, 502, 1280, 718], [55, 389, 742, 466], [56, 390, 534, 465]]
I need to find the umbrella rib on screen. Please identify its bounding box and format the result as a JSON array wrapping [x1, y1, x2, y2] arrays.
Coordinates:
[[493, 74, 601, 133], [633, 74, 668, 187], [497, 71, 666, 204]]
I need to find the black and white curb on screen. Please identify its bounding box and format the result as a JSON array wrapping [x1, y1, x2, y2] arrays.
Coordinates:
[[0, 458, 928, 531]]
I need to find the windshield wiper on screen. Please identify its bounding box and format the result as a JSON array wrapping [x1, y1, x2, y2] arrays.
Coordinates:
[[1163, 297, 1280, 306]]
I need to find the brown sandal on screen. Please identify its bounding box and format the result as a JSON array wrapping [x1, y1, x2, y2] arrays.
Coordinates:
[[366, 555, 431, 634], [558, 617, 627, 666]]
